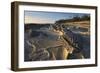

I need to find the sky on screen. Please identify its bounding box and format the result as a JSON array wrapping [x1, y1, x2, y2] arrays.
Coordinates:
[[24, 11, 89, 24]]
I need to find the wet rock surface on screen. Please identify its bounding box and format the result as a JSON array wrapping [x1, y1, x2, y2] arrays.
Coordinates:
[[24, 24, 90, 61]]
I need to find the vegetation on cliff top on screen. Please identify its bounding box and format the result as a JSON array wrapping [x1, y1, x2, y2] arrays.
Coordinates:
[[55, 15, 90, 24]]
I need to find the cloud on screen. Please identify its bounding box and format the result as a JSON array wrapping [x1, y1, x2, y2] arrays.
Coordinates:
[[25, 16, 54, 24]]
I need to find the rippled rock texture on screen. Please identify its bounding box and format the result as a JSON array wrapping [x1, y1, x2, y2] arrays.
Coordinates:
[[24, 24, 90, 61]]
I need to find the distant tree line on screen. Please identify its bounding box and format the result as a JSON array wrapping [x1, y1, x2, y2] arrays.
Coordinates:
[[55, 15, 90, 24]]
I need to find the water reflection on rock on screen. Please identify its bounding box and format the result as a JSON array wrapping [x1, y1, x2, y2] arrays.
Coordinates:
[[24, 24, 90, 61]]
